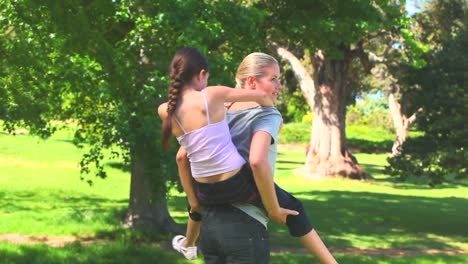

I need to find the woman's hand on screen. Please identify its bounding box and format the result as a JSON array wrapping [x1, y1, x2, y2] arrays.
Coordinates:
[[268, 207, 299, 224]]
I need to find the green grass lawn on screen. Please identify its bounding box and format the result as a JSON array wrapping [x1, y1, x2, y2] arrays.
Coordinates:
[[0, 130, 467, 263]]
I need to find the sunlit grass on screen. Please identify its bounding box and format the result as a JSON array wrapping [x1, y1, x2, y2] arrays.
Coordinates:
[[1, 128, 467, 263], [0, 132, 129, 236], [271, 148, 468, 253]]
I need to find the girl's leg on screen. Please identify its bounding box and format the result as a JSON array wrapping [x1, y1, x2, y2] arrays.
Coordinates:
[[172, 205, 202, 260], [184, 217, 201, 247], [195, 164, 259, 206], [184, 204, 202, 246]]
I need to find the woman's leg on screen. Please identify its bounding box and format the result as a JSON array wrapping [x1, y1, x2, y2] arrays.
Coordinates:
[[299, 229, 338, 264], [200, 205, 269, 264], [274, 184, 337, 263]]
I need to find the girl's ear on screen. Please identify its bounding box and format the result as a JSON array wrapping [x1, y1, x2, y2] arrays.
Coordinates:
[[197, 69, 208, 81]]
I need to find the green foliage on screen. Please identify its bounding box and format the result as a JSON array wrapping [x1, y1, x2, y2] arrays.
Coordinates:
[[386, 137, 467, 185], [386, 0, 468, 185], [274, 52, 313, 123], [346, 106, 362, 125], [346, 95, 393, 132], [276, 89, 310, 123], [346, 125, 394, 153], [0, 1, 266, 198], [278, 122, 311, 144], [301, 112, 313, 123], [256, 0, 405, 57]]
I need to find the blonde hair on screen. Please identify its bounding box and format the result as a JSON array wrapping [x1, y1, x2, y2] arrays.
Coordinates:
[[235, 52, 279, 89]]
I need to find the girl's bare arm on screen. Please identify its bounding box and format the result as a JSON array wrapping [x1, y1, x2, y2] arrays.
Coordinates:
[[206, 86, 273, 107]]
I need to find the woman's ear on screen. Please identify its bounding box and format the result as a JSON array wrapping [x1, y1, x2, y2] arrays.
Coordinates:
[[246, 76, 256, 89]]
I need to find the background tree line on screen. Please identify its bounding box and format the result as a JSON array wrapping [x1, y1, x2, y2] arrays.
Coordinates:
[[1, 0, 466, 234]]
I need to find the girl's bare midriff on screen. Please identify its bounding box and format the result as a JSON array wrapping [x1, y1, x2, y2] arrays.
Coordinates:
[[194, 167, 242, 183]]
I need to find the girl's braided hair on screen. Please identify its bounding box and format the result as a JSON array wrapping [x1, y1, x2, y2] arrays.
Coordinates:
[[161, 47, 209, 149]]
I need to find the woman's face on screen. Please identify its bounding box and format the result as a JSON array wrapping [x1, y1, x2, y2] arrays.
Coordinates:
[[254, 64, 282, 103]]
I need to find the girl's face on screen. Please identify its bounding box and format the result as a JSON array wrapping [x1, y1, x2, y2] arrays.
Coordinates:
[[253, 64, 282, 103]]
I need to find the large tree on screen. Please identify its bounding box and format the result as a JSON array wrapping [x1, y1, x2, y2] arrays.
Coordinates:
[[0, 0, 265, 233], [386, 0, 467, 184], [254, 0, 411, 178]]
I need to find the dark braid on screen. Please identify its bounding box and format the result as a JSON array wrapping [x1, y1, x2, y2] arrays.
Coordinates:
[[166, 78, 183, 116], [161, 47, 209, 150]]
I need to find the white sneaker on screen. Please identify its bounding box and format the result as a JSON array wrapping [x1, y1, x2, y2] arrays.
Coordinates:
[[172, 235, 198, 260]]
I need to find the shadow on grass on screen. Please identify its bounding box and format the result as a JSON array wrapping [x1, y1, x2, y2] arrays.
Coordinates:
[[347, 138, 393, 154], [276, 160, 304, 165], [0, 189, 186, 243], [169, 186, 467, 253], [54, 138, 75, 144], [0, 190, 132, 239], [106, 161, 131, 172], [268, 190, 468, 250], [359, 163, 386, 177], [0, 191, 127, 219], [271, 253, 468, 264], [359, 162, 464, 190], [0, 242, 192, 264]]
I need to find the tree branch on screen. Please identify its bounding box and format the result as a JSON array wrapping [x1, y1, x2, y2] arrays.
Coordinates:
[[407, 107, 423, 125], [270, 42, 316, 108]]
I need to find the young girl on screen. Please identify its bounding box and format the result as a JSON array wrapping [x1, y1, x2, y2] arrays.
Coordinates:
[[159, 49, 337, 263]]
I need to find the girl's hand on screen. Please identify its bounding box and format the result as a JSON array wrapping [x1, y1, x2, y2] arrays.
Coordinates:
[[258, 95, 274, 107], [189, 202, 203, 214]]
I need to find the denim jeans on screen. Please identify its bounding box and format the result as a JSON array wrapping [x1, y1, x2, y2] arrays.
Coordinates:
[[200, 205, 270, 264]]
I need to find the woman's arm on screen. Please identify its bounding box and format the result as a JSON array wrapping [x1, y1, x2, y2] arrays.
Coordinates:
[[205, 86, 273, 107], [176, 147, 201, 213], [249, 131, 298, 224]]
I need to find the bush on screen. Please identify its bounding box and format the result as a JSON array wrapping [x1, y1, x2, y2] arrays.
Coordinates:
[[385, 137, 467, 185], [279, 123, 395, 153], [301, 112, 313, 123], [278, 122, 310, 144], [346, 125, 394, 153], [346, 107, 362, 125], [346, 106, 393, 132]]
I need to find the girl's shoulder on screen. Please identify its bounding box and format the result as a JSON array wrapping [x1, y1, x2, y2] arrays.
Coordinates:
[[157, 102, 168, 119]]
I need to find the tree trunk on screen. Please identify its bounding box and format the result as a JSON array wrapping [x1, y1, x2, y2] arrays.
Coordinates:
[[121, 44, 183, 235], [387, 88, 421, 156], [124, 147, 183, 235], [275, 46, 364, 179], [305, 50, 364, 179]]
